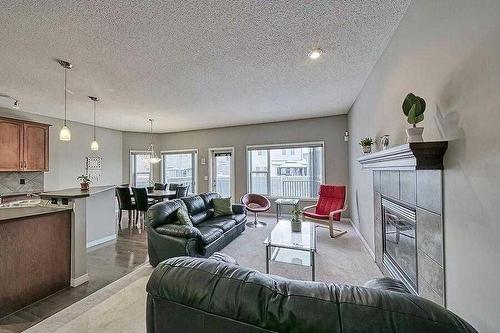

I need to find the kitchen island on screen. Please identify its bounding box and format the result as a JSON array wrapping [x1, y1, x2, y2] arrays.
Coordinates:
[[0, 206, 72, 318]]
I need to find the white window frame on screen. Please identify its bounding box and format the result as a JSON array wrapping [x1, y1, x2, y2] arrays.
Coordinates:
[[160, 149, 198, 194], [246, 141, 325, 200], [129, 150, 153, 187]]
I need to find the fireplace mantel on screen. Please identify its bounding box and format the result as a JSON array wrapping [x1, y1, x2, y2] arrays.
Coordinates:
[[357, 141, 448, 171]]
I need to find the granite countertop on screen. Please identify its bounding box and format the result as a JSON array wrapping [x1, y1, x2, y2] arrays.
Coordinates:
[[0, 206, 72, 222], [39, 185, 116, 199]]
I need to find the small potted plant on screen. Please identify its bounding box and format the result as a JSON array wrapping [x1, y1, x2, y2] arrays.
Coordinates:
[[359, 137, 374, 154], [77, 175, 91, 191], [291, 207, 302, 232], [402, 93, 426, 142]]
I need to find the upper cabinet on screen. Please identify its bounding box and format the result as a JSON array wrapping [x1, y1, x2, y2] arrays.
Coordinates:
[[0, 117, 50, 172]]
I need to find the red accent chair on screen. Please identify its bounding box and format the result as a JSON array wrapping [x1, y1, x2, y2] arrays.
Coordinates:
[[302, 185, 348, 238], [241, 193, 271, 228]]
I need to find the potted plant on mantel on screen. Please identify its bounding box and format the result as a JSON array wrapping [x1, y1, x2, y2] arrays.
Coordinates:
[[359, 137, 374, 154], [77, 175, 91, 191], [402, 93, 426, 142]]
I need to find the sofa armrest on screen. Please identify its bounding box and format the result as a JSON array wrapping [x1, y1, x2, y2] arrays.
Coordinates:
[[147, 226, 200, 267], [155, 224, 201, 238], [232, 204, 246, 215]]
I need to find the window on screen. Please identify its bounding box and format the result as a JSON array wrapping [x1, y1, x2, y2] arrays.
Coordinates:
[[130, 151, 152, 187], [247, 143, 324, 198], [161, 150, 197, 194]]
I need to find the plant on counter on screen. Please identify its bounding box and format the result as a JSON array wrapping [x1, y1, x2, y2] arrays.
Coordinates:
[[402, 93, 426, 142], [77, 174, 91, 191], [359, 137, 374, 154], [291, 207, 302, 232]]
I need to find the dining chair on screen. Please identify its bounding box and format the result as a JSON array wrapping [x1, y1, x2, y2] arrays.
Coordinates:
[[175, 185, 190, 198], [154, 183, 167, 191], [131, 187, 156, 225], [116, 186, 136, 227], [168, 183, 179, 191]]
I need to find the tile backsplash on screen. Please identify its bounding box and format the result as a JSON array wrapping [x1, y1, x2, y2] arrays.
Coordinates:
[[0, 172, 44, 196]]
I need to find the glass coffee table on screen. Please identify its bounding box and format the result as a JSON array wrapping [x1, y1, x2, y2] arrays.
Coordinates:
[[264, 219, 317, 281]]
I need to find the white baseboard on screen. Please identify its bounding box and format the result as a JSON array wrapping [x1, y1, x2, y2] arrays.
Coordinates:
[[86, 234, 117, 249], [348, 218, 375, 260], [71, 273, 89, 287]]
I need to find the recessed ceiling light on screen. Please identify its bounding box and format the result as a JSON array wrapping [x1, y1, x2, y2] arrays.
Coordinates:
[[308, 48, 323, 60]]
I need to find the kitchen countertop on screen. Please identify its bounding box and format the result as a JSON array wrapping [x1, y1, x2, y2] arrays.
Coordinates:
[[39, 185, 116, 199], [0, 206, 72, 222]]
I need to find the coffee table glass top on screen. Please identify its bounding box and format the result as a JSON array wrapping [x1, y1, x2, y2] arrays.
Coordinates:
[[264, 219, 316, 252]]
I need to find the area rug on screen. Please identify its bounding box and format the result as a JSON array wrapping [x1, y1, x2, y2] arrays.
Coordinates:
[[25, 216, 381, 333]]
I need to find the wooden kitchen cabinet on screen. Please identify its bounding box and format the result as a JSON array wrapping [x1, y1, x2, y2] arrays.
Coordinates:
[[0, 117, 50, 171]]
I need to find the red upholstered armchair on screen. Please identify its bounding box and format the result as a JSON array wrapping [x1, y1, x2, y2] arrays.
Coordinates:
[[302, 185, 348, 238]]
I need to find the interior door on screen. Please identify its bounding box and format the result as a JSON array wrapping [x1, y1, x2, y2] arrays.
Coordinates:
[[210, 149, 234, 199], [0, 119, 23, 171]]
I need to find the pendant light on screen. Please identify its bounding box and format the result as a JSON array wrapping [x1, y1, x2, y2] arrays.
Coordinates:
[[58, 60, 72, 141], [145, 119, 161, 164], [89, 96, 99, 151]]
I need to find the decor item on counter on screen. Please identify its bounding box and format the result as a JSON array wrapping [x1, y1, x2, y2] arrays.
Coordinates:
[[359, 137, 373, 154], [144, 119, 161, 164], [381, 134, 390, 150], [344, 131, 349, 142], [57, 59, 73, 141], [89, 96, 99, 151], [77, 175, 91, 191], [291, 206, 302, 232], [402, 93, 426, 143]]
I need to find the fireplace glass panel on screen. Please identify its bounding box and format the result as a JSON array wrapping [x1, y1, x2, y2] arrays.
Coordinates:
[[382, 199, 417, 290]]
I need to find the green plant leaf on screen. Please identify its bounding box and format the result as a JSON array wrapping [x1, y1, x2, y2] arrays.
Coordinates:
[[407, 104, 417, 124], [415, 113, 424, 124], [402, 93, 416, 116]]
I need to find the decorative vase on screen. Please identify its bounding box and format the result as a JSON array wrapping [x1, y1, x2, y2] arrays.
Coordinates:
[[406, 127, 424, 143], [381, 135, 390, 150], [362, 145, 372, 154], [80, 182, 89, 191]]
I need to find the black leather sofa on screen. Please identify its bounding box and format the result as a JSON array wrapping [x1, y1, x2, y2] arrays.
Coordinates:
[[146, 192, 246, 267], [146, 256, 477, 333]]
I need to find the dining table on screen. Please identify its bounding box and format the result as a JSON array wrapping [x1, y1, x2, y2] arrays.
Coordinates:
[[146, 190, 176, 201]]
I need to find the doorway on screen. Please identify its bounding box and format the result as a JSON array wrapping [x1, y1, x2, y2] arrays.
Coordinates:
[[208, 147, 235, 200]]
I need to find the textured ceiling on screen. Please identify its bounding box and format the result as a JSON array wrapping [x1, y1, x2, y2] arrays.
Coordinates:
[[0, 1, 409, 132]]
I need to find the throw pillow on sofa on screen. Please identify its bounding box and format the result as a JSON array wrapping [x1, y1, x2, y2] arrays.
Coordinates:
[[212, 197, 233, 217], [176, 208, 193, 226]]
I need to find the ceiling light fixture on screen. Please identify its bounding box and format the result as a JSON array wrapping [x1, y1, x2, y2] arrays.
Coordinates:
[[89, 96, 99, 151], [308, 48, 323, 60], [57, 59, 73, 141], [145, 119, 161, 164]]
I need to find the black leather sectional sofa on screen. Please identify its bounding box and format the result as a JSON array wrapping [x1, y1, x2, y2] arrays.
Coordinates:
[[146, 256, 477, 333], [146, 192, 246, 266]]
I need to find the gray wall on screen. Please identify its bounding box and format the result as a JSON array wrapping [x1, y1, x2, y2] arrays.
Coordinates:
[[123, 115, 349, 212], [347, 1, 500, 332], [0, 107, 123, 191]]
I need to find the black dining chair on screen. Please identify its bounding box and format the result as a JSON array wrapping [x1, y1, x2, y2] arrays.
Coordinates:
[[154, 183, 167, 191], [132, 187, 156, 225], [168, 183, 179, 191], [116, 186, 136, 227], [175, 185, 190, 199]]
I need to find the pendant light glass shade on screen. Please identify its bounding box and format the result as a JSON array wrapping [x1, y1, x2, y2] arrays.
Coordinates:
[[89, 96, 99, 151], [145, 119, 161, 164], [90, 140, 99, 151], [58, 60, 72, 142], [59, 125, 71, 141]]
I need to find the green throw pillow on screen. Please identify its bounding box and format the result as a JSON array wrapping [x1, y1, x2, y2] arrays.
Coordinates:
[[212, 197, 233, 217], [176, 208, 193, 226]]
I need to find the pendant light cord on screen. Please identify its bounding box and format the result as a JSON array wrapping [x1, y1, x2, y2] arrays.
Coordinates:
[[93, 100, 96, 140], [64, 68, 67, 126]]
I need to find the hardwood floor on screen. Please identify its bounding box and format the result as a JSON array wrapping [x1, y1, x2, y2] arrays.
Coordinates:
[[0, 216, 148, 333]]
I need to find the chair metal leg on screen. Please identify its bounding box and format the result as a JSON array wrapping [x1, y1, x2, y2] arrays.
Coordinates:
[[118, 210, 122, 227], [246, 212, 267, 228]]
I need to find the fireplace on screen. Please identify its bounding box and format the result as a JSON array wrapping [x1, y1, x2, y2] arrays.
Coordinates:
[[382, 198, 417, 294], [357, 142, 447, 306]]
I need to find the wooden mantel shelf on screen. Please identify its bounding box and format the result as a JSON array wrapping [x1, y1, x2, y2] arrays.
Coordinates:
[[357, 141, 448, 170]]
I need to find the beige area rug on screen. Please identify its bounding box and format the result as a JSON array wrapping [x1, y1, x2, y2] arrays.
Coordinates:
[[25, 216, 381, 333]]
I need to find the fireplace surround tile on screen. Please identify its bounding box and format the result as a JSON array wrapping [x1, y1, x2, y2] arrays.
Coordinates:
[[416, 170, 442, 214], [399, 171, 416, 205], [373, 171, 381, 192], [381, 171, 399, 199], [417, 208, 443, 265], [418, 249, 444, 299]]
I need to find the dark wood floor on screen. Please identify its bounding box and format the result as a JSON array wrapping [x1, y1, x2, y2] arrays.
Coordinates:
[[0, 219, 148, 333]]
